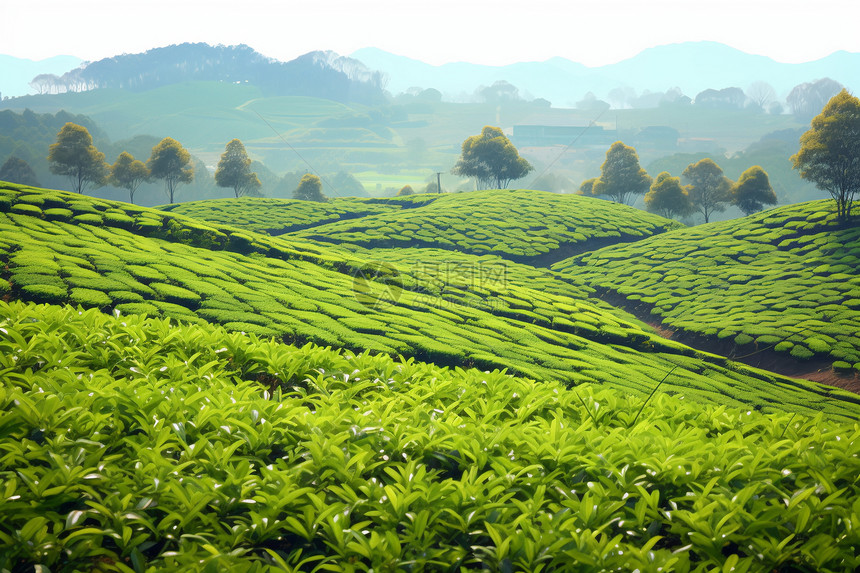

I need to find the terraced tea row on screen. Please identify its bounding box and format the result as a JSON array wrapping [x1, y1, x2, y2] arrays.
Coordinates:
[[1, 182, 853, 415], [294, 189, 681, 262], [554, 200, 860, 373], [160, 196, 406, 235], [2, 301, 858, 571]]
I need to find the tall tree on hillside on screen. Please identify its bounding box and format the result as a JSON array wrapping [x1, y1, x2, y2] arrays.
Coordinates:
[[682, 158, 733, 223], [588, 141, 652, 205], [0, 156, 40, 187], [644, 171, 694, 219], [452, 126, 533, 190], [109, 152, 149, 204], [397, 185, 415, 196], [731, 165, 777, 215], [147, 137, 193, 204], [791, 89, 860, 222], [293, 173, 327, 202], [215, 139, 262, 198], [47, 122, 109, 194]]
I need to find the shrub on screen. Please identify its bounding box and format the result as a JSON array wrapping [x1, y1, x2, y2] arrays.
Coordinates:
[[115, 302, 160, 317], [734, 333, 754, 346], [108, 290, 145, 303], [0, 278, 9, 295], [149, 282, 202, 305], [805, 337, 831, 354], [43, 208, 73, 222], [832, 361, 853, 373], [790, 344, 814, 360], [19, 283, 66, 304], [10, 203, 42, 217], [69, 287, 112, 308], [72, 213, 103, 226]]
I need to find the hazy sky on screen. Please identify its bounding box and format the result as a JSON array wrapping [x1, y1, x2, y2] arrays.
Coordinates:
[[2, 0, 859, 67]]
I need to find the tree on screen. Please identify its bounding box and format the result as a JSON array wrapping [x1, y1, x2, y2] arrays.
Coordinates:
[[147, 137, 193, 203], [577, 177, 597, 196], [644, 172, 694, 219], [109, 152, 149, 204], [397, 185, 414, 196], [588, 141, 652, 205], [746, 81, 776, 111], [731, 165, 777, 215], [47, 122, 109, 194], [791, 89, 860, 222], [214, 139, 262, 198], [682, 158, 733, 223], [786, 78, 844, 121], [452, 126, 533, 190], [293, 173, 327, 202], [0, 156, 40, 187]]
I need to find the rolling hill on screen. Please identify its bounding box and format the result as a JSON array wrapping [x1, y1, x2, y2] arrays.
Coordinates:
[[553, 200, 860, 383], [3, 180, 860, 571], [1, 182, 855, 416]]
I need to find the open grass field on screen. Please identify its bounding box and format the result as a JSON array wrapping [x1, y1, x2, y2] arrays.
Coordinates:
[[2, 180, 860, 571], [553, 200, 860, 375]]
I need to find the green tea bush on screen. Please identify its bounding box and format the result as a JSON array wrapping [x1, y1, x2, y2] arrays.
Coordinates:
[[71, 213, 103, 225], [0, 301, 852, 571], [69, 287, 112, 307], [10, 203, 42, 217], [43, 207, 73, 221], [149, 282, 202, 305]]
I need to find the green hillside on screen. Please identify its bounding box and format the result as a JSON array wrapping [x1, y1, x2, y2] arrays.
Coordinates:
[[3, 301, 858, 571], [1, 182, 854, 417], [160, 196, 406, 235], [293, 189, 682, 263], [553, 200, 860, 373]]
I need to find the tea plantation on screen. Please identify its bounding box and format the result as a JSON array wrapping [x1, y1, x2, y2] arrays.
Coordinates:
[[2, 181, 860, 571], [291, 189, 682, 263], [1, 302, 859, 572], [160, 196, 407, 236], [3, 183, 851, 416], [553, 201, 860, 373]]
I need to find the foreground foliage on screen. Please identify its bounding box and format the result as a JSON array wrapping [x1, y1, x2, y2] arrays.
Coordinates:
[[1, 301, 859, 572]]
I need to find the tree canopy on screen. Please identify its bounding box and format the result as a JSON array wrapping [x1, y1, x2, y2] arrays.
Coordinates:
[[731, 165, 777, 216], [452, 126, 533, 190], [47, 122, 109, 194], [397, 185, 414, 196], [791, 89, 860, 222], [683, 158, 732, 223], [0, 156, 40, 187], [214, 139, 262, 198], [293, 173, 327, 202], [644, 171, 694, 219], [588, 141, 652, 205], [109, 152, 149, 204], [147, 137, 194, 204]]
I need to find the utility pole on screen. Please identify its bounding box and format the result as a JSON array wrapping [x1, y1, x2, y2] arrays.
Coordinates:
[[436, 172, 443, 194]]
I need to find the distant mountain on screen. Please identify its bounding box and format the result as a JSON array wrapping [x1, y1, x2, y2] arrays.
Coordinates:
[[353, 42, 860, 106], [8, 44, 388, 105], [0, 55, 82, 98]]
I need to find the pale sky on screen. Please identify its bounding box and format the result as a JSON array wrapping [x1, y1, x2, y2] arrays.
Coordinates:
[[2, 0, 859, 67]]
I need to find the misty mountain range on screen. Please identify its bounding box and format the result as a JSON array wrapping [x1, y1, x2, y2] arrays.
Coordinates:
[[354, 42, 860, 107], [1, 41, 857, 108]]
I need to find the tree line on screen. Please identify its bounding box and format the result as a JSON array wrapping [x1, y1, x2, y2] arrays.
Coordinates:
[[449, 90, 859, 224], [41, 123, 330, 204]]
